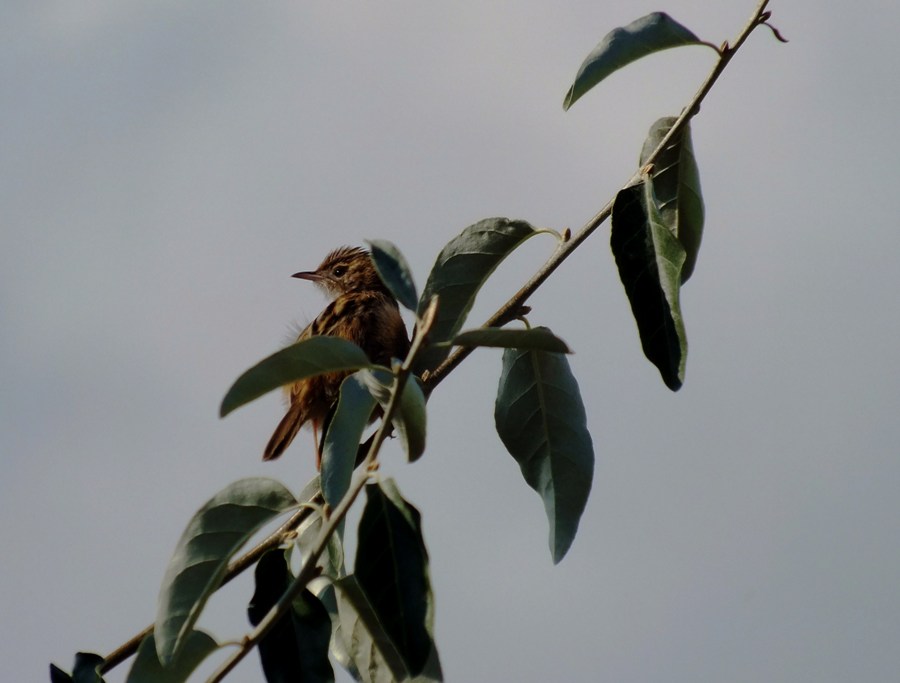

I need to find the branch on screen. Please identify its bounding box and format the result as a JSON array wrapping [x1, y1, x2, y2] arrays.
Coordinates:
[[204, 298, 439, 683], [424, 0, 777, 393], [99, 1, 780, 674]]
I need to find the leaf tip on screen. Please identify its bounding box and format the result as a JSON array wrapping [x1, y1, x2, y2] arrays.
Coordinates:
[[665, 375, 683, 392], [366, 238, 419, 311], [219, 387, 242, 418]]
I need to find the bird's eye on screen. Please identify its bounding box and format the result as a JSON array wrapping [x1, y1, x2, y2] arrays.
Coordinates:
[[333, 265, 347, 277]]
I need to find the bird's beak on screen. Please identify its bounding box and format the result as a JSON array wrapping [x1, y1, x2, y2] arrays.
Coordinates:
[[291, 270, 321, 282]]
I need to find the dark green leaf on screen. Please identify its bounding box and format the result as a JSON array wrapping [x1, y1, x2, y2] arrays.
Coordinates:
[[288, 591, 335, 681], [333, 576, 409, 683], [49, 664, 73, 683], [125, 632, 218, 683], [155, 478, 299, 664], [220, 337, 373, 417], [452, 326, 572, 354], [563, 12, 712, 110], [333, 575, 443, 683], [50, 653, 105, 683], [495, 348, 594, 563], [640, 117, 705, 282], [611, 181, 688, 390], [415, 217, 539, 373], [75, 654, 106, 683], [248, 550, 335, 683], [74, 653, 105, 683], [321, 373, 377, 507], [410, 646, 443, 683], [358, 369, 427, 462], [367, 239, 419, 312], [354, 481, 439, 678]]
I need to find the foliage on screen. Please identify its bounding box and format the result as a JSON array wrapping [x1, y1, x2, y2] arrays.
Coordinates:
[[52, 3, 784, 682]]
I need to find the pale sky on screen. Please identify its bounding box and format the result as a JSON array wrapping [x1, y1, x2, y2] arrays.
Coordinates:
[[3, 2, 900, 682]]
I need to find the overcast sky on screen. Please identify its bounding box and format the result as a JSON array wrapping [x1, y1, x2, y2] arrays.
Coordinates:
[[3, 1, 900, 681]]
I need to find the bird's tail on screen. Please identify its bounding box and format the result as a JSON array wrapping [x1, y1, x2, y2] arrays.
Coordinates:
[[263, 401, 305, 461]]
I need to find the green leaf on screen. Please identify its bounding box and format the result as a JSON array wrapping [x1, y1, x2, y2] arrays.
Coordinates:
[[494, 347, 594, 563], [331, 575, 444, 683], [248, 550, 335, 683], [74, 653, 105, 683], [610, 180, 688, 390], [367, 239, 419, 311], [155, 478, 299, 664], [333, 576, 410, 683], [50, 653, 105, 683], [296, 506, 346, 581], [220, 337, 373, 417], [354, 481, 439, 678], [292, 474, 344, 582], [314, 584, 361, 681], [74, 653, 104, 682], [563, 12, 712, 110], [451, 326, 572, 354], [49, 664, 73, 683], [415, 217, 540, 373], [321, 373, 378, 507], [125, 632, 218, 683], [640, 117, 705, 282], [296, 473, 326, 509], [358, 369, 427, 462]]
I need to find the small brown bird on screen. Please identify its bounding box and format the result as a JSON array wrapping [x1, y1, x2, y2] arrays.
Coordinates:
[[264, 246, 410, 465]]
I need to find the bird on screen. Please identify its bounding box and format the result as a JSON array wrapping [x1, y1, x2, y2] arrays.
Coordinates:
[[263, 246, 410, 466]]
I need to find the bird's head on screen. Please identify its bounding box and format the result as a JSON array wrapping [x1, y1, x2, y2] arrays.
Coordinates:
[[292, 246, 386, 296]]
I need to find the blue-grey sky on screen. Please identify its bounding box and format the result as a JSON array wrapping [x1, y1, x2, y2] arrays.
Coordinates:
[[3, 2, 899, 681]]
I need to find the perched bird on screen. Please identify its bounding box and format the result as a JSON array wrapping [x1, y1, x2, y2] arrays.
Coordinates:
[[264, 246, 410, 465]]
